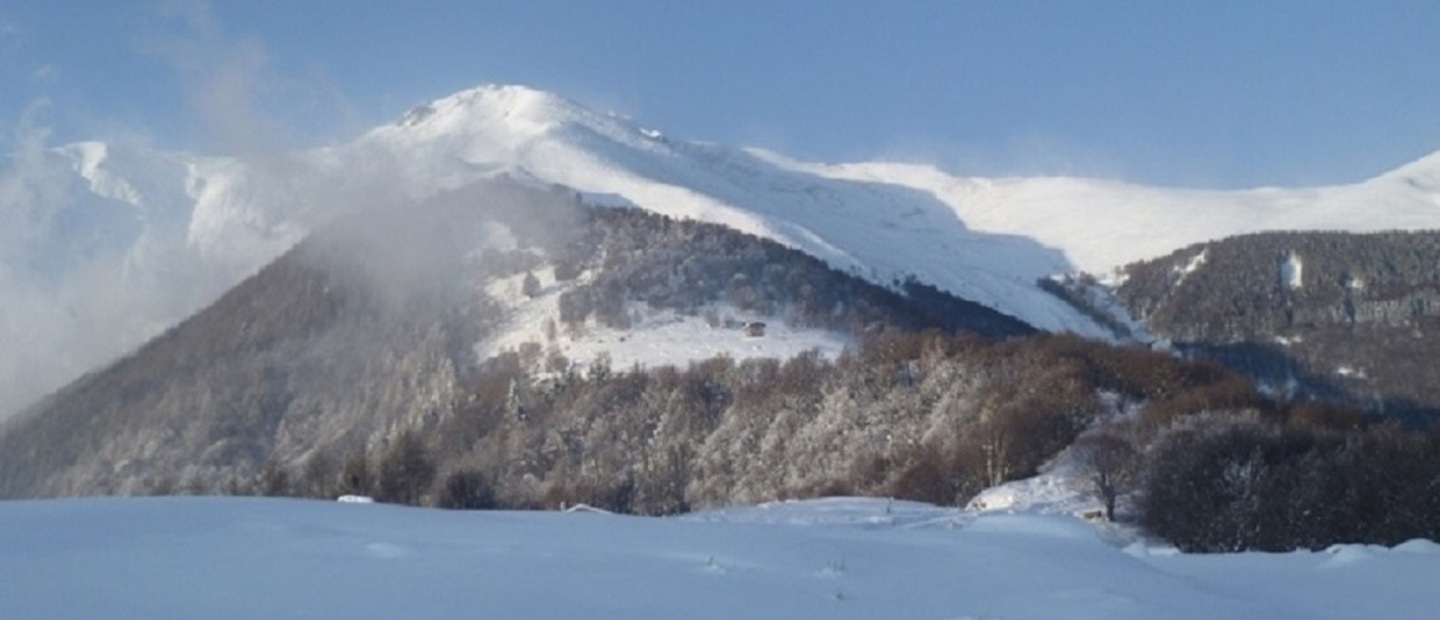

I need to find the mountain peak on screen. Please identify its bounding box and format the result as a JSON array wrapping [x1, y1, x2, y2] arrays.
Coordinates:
[[391, 84, 596, 138], [10, 81, 1440, 423]]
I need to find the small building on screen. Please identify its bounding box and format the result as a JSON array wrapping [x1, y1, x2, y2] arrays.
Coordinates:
[[741, 321, 767, 338]]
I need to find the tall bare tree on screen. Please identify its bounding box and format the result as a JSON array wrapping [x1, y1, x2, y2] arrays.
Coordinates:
[[1076, 429, 1139, 521]]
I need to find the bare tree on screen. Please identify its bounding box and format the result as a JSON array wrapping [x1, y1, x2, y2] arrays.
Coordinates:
[[1076, 429, 1139, 521]]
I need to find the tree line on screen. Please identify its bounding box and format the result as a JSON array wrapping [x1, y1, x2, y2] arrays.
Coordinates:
[[230, 326, 1440, 553]]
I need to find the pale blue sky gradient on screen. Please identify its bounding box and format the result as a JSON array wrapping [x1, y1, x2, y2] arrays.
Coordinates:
[[2, 0, 1438, 188]]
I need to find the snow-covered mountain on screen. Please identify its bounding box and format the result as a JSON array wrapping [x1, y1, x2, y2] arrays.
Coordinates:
[[4, 83, 1440, 417]]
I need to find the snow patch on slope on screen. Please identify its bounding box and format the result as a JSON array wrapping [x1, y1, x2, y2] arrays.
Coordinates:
[[1178, 248, 1207, 278], [781, 155, 1440, 277], [967, 459, 1100, 520], [1282, 252, 1304, 290], [477, 266, 847, 374]]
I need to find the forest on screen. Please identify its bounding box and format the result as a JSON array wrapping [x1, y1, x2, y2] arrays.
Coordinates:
[[244, 328, 1440, 553]]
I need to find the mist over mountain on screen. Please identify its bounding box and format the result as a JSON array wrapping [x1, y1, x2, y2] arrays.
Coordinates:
[[7, 84, 1440, 421], [0, 178, 1036, 498]]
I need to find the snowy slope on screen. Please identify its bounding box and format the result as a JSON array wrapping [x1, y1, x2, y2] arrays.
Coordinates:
[[780, 151, 1440, 277], [3, 496, 1439, 619], [5, 84, 1440, 416], [358, 86, 1096, 336], [479, 267, 848, 374]]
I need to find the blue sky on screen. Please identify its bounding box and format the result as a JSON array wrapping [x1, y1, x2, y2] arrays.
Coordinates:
[[2, 0, 1438, 188]]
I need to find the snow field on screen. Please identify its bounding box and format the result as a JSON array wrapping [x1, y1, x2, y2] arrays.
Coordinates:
[[3, 496, 1438, 619], [477, 266, 848, 375]]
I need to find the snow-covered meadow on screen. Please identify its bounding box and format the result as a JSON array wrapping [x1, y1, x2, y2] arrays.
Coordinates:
[[3, 496, 1437, 619], [478, 264, 849, 376]]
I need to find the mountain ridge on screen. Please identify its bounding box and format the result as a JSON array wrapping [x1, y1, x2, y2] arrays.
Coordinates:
[[4, 83, 1440, 417], [0, 179, 1035, 498]]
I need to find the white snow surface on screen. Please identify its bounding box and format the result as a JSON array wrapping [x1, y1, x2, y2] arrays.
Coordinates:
[[479, 268, 847, 375], [1282, 252, 1304, 290], [3, 496, 1438, 619], [967, 458, 1101, 519], [6, 83, 1440, 415]]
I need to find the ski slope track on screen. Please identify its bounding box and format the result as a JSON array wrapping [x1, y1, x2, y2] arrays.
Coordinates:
[[5, 84, 1440, 416]]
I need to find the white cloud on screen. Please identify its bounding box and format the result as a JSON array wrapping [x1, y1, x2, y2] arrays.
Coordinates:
[[145, 0, 355, 154], [0, 19, 18, 57], [0, 98, 225, 420], [145, 0, 282, 153], [0, 1, 377, 419], [0, 99, 75, 417], [31, 63, 57, 84]]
